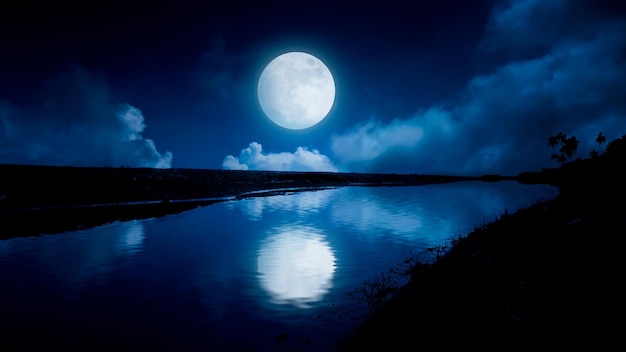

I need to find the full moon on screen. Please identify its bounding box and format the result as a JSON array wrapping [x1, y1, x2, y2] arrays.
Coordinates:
[[258, 52, 335, 130]]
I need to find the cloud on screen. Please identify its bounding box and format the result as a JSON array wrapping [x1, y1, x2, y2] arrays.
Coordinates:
[[480, 0, 569, 56], [331, 108, 452, 167], [223, 142, 337, 172], [0, 69, 172, 168], [117, 104, 146, 141], [331, 0, 626, 175], [197, 36, 239, 100], [480, 0, 625, 58], [114, 104, 173, 168]]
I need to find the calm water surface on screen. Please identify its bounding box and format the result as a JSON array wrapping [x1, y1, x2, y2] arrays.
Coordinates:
[[0, 181, 556, 351]]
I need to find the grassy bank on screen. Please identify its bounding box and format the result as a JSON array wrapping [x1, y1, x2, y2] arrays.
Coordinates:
[[337, 135, 626, 349]]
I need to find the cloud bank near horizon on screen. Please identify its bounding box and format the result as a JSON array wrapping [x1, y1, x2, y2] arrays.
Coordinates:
[[223, 142, 337, 172], [0, 69, 172, 168], [330, 0, 626, 175]]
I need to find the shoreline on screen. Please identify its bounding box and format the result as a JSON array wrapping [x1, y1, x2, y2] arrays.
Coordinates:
[[1, 164, 487, 208], [0, 164, 507, 239], [336, 190, 625, 349]]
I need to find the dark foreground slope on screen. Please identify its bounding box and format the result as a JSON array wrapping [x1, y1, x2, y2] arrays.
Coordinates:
[[0, 165, 480, 238], [338, 136, 626, 349], [338, 195, 625, 349]]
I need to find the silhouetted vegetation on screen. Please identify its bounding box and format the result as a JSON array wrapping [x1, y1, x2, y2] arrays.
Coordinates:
[[548, 130, 610, 163], [547, 131, 580, 164], [589, 132, 607, 158]]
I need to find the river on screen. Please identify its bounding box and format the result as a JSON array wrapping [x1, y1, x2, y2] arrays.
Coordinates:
[[0, 181, 556, 351]]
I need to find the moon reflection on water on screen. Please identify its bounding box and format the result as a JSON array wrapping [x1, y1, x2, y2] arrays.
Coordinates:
[[257, 226, 336, 307]]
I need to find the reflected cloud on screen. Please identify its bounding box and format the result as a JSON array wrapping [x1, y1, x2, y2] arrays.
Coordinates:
[[115, 220, 145, 256], [330, 183, 554, 247], [257, 226, 336, 308], [232, 188, 339, 221], [1, 220, 148, 290], [331, 191, 424, 239], [329, 187, 432, 246]]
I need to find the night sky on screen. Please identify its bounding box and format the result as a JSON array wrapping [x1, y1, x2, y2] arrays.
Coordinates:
[[1, 0, 625, 175]]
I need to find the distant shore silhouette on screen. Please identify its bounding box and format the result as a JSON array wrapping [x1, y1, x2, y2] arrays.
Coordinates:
[[1, 164, 497, 238]]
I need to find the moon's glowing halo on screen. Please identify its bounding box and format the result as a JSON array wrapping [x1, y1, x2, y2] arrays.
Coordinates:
[[258, 52, 336, 130]]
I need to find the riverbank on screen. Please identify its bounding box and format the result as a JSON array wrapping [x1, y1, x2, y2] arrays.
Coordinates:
[[336, 193, 624, 349], [0, 164, 485, 209], [337, 136, 626, 349], [0, 164, 488, 239]]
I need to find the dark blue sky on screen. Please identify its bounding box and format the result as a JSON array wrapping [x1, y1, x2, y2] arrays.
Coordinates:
[[1, 0, 625, 175]]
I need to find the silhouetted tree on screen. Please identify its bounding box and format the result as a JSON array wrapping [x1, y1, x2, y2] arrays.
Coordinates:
[[590, 132, 607, 158], [548, 132, 579, 165], [596, 132, 607, 145], [560, 136, 579, 159], [551, 153, 567, 164], [547, 132, 566, 149]]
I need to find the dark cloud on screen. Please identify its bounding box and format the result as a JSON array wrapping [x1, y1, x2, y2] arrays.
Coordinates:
[[331, 0, 626, 175], [196, 36, 240, 100], [480, 0, 626, 59], [0, 69, 172, 168]]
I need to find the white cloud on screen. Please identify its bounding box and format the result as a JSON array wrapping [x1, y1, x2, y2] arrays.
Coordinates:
[[116, 104, 146, 141], [331, 117, 424, 163], [222, 142, 337, 172], [114, 104, 173, 168], [222, 155, 248, 170], [331, 107, 455, 172], [0, 69, 173, 168]]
